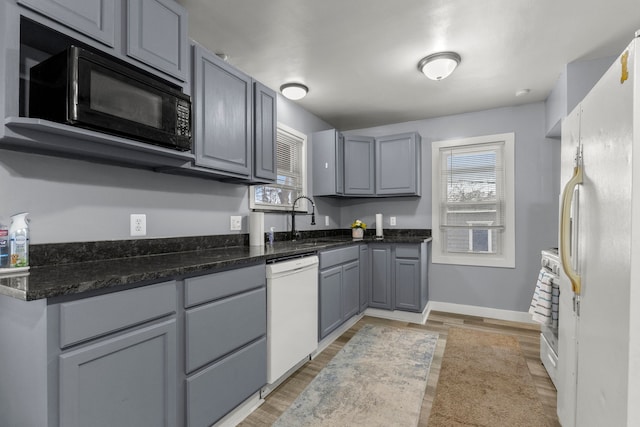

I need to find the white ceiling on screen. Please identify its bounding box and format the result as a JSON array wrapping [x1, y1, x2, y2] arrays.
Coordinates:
[[178, 0, 640, 130]]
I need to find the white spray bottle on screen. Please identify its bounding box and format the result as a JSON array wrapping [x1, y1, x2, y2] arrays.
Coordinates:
[[9, 212, 29, 268]]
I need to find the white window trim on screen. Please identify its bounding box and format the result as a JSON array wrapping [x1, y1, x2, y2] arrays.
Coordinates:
[[431, 132, 515, 268], [249, 122, 309, 212]]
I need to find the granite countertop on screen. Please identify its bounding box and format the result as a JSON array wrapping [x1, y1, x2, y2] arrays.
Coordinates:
[[0, 233, 431, 301]]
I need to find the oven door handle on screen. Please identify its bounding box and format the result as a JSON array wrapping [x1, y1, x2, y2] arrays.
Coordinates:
[[560, 163, 583, 295]]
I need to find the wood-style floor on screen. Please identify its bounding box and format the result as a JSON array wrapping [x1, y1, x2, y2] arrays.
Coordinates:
[[239, 311, 561, 427]]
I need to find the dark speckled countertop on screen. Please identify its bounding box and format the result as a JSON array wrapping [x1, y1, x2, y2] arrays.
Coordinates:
[[0, 230, 431, 301]]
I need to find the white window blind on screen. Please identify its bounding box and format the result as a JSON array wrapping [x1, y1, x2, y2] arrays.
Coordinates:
[[431, 133, 515, 268], [440, 142, 505, 255], [250, 124, 307, 211]]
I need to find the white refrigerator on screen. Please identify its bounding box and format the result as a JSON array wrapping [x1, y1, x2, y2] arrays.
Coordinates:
[[557, 31, 640, 426]]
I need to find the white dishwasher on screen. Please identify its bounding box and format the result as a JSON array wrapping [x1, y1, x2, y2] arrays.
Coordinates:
[[266, 255, 319, 384]]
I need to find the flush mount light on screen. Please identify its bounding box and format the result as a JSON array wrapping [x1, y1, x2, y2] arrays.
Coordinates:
[[280, 83, 309, 100], [515, 88, 531, 97], [417, 52, 461, 80]]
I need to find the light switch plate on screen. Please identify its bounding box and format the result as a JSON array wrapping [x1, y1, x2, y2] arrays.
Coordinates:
[[390, 216, 397, 226], [230, 215, 242, 231], [325, 216, 330, 226]]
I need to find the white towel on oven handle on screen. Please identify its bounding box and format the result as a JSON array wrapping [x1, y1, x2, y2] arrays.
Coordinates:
[[529, 268, 555, 325]]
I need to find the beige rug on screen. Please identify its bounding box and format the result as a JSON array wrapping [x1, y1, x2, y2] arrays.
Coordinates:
[[273, 324, 438, 426], [428, 327, 549, 427]]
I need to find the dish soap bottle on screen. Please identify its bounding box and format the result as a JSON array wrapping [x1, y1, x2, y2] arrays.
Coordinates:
[[9, 212, 29, 268]]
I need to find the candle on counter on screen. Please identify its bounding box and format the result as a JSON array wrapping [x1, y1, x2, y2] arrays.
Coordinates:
[[376, 213, 383, 238]]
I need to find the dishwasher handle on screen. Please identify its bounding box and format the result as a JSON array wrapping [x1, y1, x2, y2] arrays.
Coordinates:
[[266, 256, 319, 279]]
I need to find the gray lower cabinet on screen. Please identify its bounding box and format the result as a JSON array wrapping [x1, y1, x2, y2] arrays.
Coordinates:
[[16, 0, 116, 47], [376, 132, 421, 196], [369, 245, 392, 309], [394, 243, 429, 312], [55, 281, 179, 427], [312, 129, 344, 196], [368, 242, 429, 312], [126, 0, 189, 80], [59, 319, 177, 427], [183, 264, 267, 426], [318, 246, 360, 340], [344, 135, 375, 195]]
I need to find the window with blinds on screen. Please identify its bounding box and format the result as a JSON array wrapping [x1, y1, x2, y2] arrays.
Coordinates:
[[250, 124, 307, 211], [432, 133, 515, 268]]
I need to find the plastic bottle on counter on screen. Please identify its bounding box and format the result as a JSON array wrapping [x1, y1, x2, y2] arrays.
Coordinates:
[[268, 227, 275, 245], [9, 212, 29, 268], [0, 221, 8, 268]]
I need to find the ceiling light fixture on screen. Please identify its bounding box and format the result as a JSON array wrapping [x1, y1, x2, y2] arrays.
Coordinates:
[[280, 83, 308, 100], [417, 52, 461, 81]]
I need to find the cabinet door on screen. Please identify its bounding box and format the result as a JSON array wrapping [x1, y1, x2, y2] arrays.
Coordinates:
[[192, 45, 252, 177], [312, 129, 343, 196], [394, 258, 421, 311], [126, 0, 188, 80], [253, 81, 277, 182], [342, 260, 360, 320], [344, 135, 375, 195], [359, 244, 369, 312], [319, 266, 343, 339], [59, 319, 177, 427], [376, 132, 421, 195], [369, 245, 392, 309], [17, 0, 116, 47]]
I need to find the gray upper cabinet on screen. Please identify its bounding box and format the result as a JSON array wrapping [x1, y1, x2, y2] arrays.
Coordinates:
[[126, 0, 188, 80], [17, 0, 116, 47], [252, 81, 277, 182], [192, 44, 252, 178], [375, 132, 421, 196], [313, 129, 344, 196], [344, 135, 375, 195]]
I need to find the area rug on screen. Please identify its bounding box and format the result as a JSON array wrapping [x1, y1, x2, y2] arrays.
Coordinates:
[[428, 327, 549, 427], [273, 324, 439, 427]]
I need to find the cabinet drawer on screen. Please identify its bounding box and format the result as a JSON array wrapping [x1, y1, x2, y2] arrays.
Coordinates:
[[319, 245, 359, 269], [186, 337, 266, 427], [184, 263, 265, 307], [185, 287, 266, 373], [395, 245, 420, 259], [59, 281, 176, 348]]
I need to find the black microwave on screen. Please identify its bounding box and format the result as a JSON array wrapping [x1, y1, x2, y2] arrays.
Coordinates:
[[29, 46, 192, 151]]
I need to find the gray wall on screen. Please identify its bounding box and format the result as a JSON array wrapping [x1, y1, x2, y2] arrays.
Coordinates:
[[342, 102, 560, 312], [0, 95, 334, 243]]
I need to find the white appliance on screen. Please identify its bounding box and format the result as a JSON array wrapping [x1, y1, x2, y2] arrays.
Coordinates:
[[535, 249, 560, 388], [557, 30, 640, 427], [265, 255, 319, 384]]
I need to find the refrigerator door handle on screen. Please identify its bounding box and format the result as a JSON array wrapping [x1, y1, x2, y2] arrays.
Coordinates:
[[560, 161, 583, 295]]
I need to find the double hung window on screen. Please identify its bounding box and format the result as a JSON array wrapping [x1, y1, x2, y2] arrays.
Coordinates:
[[432, 133, 515, 268]]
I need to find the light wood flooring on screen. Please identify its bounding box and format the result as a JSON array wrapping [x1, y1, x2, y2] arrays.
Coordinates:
[[239, 311, 561, 427]]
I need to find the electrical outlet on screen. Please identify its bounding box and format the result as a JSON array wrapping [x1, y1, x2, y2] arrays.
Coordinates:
[[390, 216, 397, 226], [325, 215, 330, 226], [130, 214, 146, 236], [230, 215, 242, 231]]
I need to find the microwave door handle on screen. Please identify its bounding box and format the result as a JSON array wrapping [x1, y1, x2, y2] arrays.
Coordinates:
[[560, 161, 583, 296]]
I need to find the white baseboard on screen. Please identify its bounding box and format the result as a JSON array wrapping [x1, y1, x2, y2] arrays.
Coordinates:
[[428, 301, 535, 324]]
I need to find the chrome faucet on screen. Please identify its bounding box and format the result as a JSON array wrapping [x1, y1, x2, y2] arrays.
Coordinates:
[[291, 195, 316, 241]]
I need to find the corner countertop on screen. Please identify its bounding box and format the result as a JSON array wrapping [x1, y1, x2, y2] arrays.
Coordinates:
[[0, 235, 431, 301]]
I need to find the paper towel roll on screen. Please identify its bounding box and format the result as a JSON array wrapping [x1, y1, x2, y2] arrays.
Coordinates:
[[376, 213, 383, 237], [249, 212, 264, 246]]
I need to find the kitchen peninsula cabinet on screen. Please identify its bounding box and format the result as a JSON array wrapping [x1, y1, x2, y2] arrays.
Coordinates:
[[312, 130, 422, 197], [359, 244, 369, 312], [368, 241, 429, 312], [318, 246, 360, 340], [191, 44, 276, 183]]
